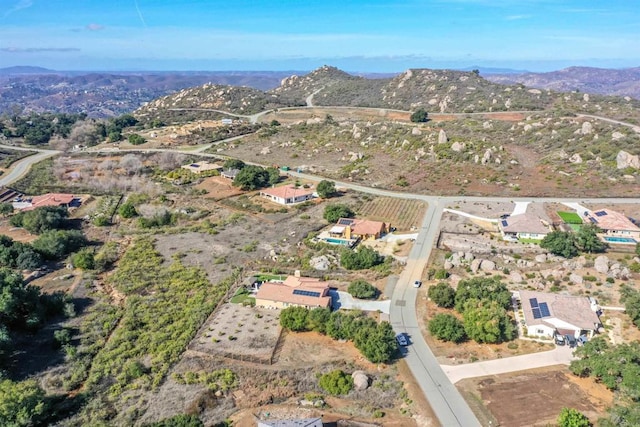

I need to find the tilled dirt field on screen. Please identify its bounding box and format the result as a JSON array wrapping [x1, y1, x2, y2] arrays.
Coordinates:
[[457, 367, 612, 427]]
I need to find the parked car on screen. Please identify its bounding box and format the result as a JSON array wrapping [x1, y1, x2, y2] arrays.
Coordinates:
[[413, 280, 422, 288], [565, 334, 577, 348], [555, 334, 566, 346], [396, 334, 408, 346]]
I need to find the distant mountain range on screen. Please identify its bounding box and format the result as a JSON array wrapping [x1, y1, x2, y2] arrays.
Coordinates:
[[1, 65, 639, 118], [485, 66, 640, 99]]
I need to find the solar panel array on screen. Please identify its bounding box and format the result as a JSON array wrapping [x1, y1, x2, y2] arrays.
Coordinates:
[[530, 297, 551, 319], [501, 220, 509, 227], [292, 289, 321, 298], [595, 211, 608, 217], [589, 217, 598, 224], [338, 218, 354, 225]]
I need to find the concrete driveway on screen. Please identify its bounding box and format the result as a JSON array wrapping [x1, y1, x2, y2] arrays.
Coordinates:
[[441, 345, 576, 384], [330, 290, 391, 314]]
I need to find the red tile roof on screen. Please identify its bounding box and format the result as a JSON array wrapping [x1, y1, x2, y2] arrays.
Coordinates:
[[24, 193, 75, 211], [585, 209, 639, 232]]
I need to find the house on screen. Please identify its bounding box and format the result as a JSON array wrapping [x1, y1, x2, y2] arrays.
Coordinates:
[[13, 193, 79, 211], [329, 217, 388, 241], [221, 168, 241, 180], [499, 213, 551, 241], [180, 161, 222, 174], [255, 275, 331, 310], [221, 118, 233, 125], [257, 418, 322, 427], [0, 187, 22, 203], [583, 208, 640, 240], [259, 184, 314, 206], [518, 290, 601, 339]]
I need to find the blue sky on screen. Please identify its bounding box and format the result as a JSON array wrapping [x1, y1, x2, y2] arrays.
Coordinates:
[[1, 0, 638, 72]]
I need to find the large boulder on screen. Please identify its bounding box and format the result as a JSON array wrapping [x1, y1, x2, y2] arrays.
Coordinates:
[[616, 150, 640, 170], [480, 260, 496, 272], [438, 129, 448, 144], [509, 271, 523, 283], [310, 255, 331, 271], [451, 141, 464, 152], [570, 273, 584, 285], [535, 254, 548, 263], [594, 255, 609, 274], [470, 259, 482, 273], [352, 371, 369, 391], [581, 122, 593, 135]]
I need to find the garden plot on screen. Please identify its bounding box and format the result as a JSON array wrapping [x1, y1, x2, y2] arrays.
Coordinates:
[[191, 304, 281, 362], [358, 197, 427, 231]]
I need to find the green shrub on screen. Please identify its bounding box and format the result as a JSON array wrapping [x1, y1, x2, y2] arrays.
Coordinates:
[[318, 370, 353, 395], [347, 279, 378, 299], [428, 313, 466, 343]]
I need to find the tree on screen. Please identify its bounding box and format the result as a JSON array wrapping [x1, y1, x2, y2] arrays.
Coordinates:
[[279, 306, 309, 332], [0, 203, 13, 216], [621, 286, 640, 328], [118, 202, 138, 218], [454, 276, 512, 312], [557, 408, 591, 427], [428, 282, 456, 308], [410, 108, 429, 123], [318, 370, 353, 395], [340, 246, 384, 270], [32, 230, 87, 260], [233, 165, 270, 190], [323, 204, 355, 223], [266, 167, 281, 186], [576, 224, 606, 253], [305, 307, 331, 333], [71, 248, 95, 270], [0, 379, 47, 427], [463, 299, 515, 344], [10, 206, 69, 234], [317, 180, 337, 198], [223, 159, 246, 170], [429, 313, 467, 343], [128, 134, 146, 145], [540, 231, 578, 258], [69, 122, 101, 147], [347, 279, 378, 299], [354, 321, 398, 363]]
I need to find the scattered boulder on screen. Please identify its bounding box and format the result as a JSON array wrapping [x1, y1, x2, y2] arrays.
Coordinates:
[[352, 371, 369, 391], [310, 255, 331, 271], [480, 260, 495, 272], [594, 255, 609, 274], [470, 259, 482, 273], [444, 260, 454, 270], [569, 153, 583, 164], [451, 141, 464, 152], [612, 131, 625, 141], [535, 254, 547, 263], [509, 271, 523, 283], [438, 129, 448, 144], [464, 252, 475, 262], [616, 150, 640, 170], [260, 147, 271, 155], [570, 273, 584, 285], [581, 122, 593, 135], [412, 127, 422, 136]]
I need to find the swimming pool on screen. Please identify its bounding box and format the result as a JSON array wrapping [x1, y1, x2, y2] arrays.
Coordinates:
[[603, 236, 637, 244], [322, 238, 353, 246]]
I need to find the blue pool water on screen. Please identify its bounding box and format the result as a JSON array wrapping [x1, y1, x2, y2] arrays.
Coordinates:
[[603, 236, 637, 244], [324, 238, 351, 245]]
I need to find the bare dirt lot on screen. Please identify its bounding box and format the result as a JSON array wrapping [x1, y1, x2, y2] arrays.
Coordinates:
[[195, 175, 244, 200], [457, 366, 613, 427]]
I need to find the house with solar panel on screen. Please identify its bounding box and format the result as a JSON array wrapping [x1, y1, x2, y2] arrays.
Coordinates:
[[254, 274, 331, 310], [583, 208, 640, 244], [498, 213, 552, 242], [317, 217, 389, 246], [518, 290, 601, 339]]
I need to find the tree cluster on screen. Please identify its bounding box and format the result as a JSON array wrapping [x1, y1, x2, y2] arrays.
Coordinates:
[[570, 337, 640, 425], [621, 285, 640, 329], [317, 180, 337, 198], [427, 277, 515, 344], [347, 279, 378, 299], [10, 112, 86, 145], [279, 307, 398, 363], [232, 165, 280, 190], [318, 369, 353, 395], [323, 204, 355, 223], [540, 224, 606, 258], [410, 108, 429, 123], [340, 246, 384, 270], [10, 206, 69, 234]]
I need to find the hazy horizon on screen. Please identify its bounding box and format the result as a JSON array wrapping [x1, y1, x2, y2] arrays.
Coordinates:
[[1, 1, 638, 72]]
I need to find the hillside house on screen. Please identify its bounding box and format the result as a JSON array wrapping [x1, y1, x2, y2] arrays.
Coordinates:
[[583, 208, 640, 241], [180, 161, 222, 174], [13, 193, 80, 211], [259, 184, 314, 206], [221, 168, 240, 180], [329, 217, 388, 241], [518, 290, 601, 339], [255, 275, 331, 310], [499, 213, 551, 241]]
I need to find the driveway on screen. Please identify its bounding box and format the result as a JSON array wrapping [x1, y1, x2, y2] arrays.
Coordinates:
[[330, 290, 390, 314], [441, 345, 576, 384]]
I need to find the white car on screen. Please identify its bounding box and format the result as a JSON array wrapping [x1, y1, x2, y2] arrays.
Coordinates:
[[413, 280, 422, 288]]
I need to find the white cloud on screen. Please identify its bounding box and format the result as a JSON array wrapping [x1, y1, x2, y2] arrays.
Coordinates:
[[3, 0, 33, 17]]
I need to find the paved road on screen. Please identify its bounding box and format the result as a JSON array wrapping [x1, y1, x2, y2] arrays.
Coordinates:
[[442, 345, 575, 384], [0, 145, 60, 187]]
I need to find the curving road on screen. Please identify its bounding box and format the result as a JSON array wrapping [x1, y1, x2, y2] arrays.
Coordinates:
[[0, 144, 60, 187]]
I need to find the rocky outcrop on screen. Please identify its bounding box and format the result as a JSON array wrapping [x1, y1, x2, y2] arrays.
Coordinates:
[[569, 153, 583, 164], [451, 141, 464, 152], [438, 129, 448, 144], [480, 260, 496, 272], [310, 255, 331, 270], [594, 255, 609, 274], [581, 122, 593, 135], [616, 150, 640, 170], [570, 273, 584, 285], [352, 371, 369, 391]]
